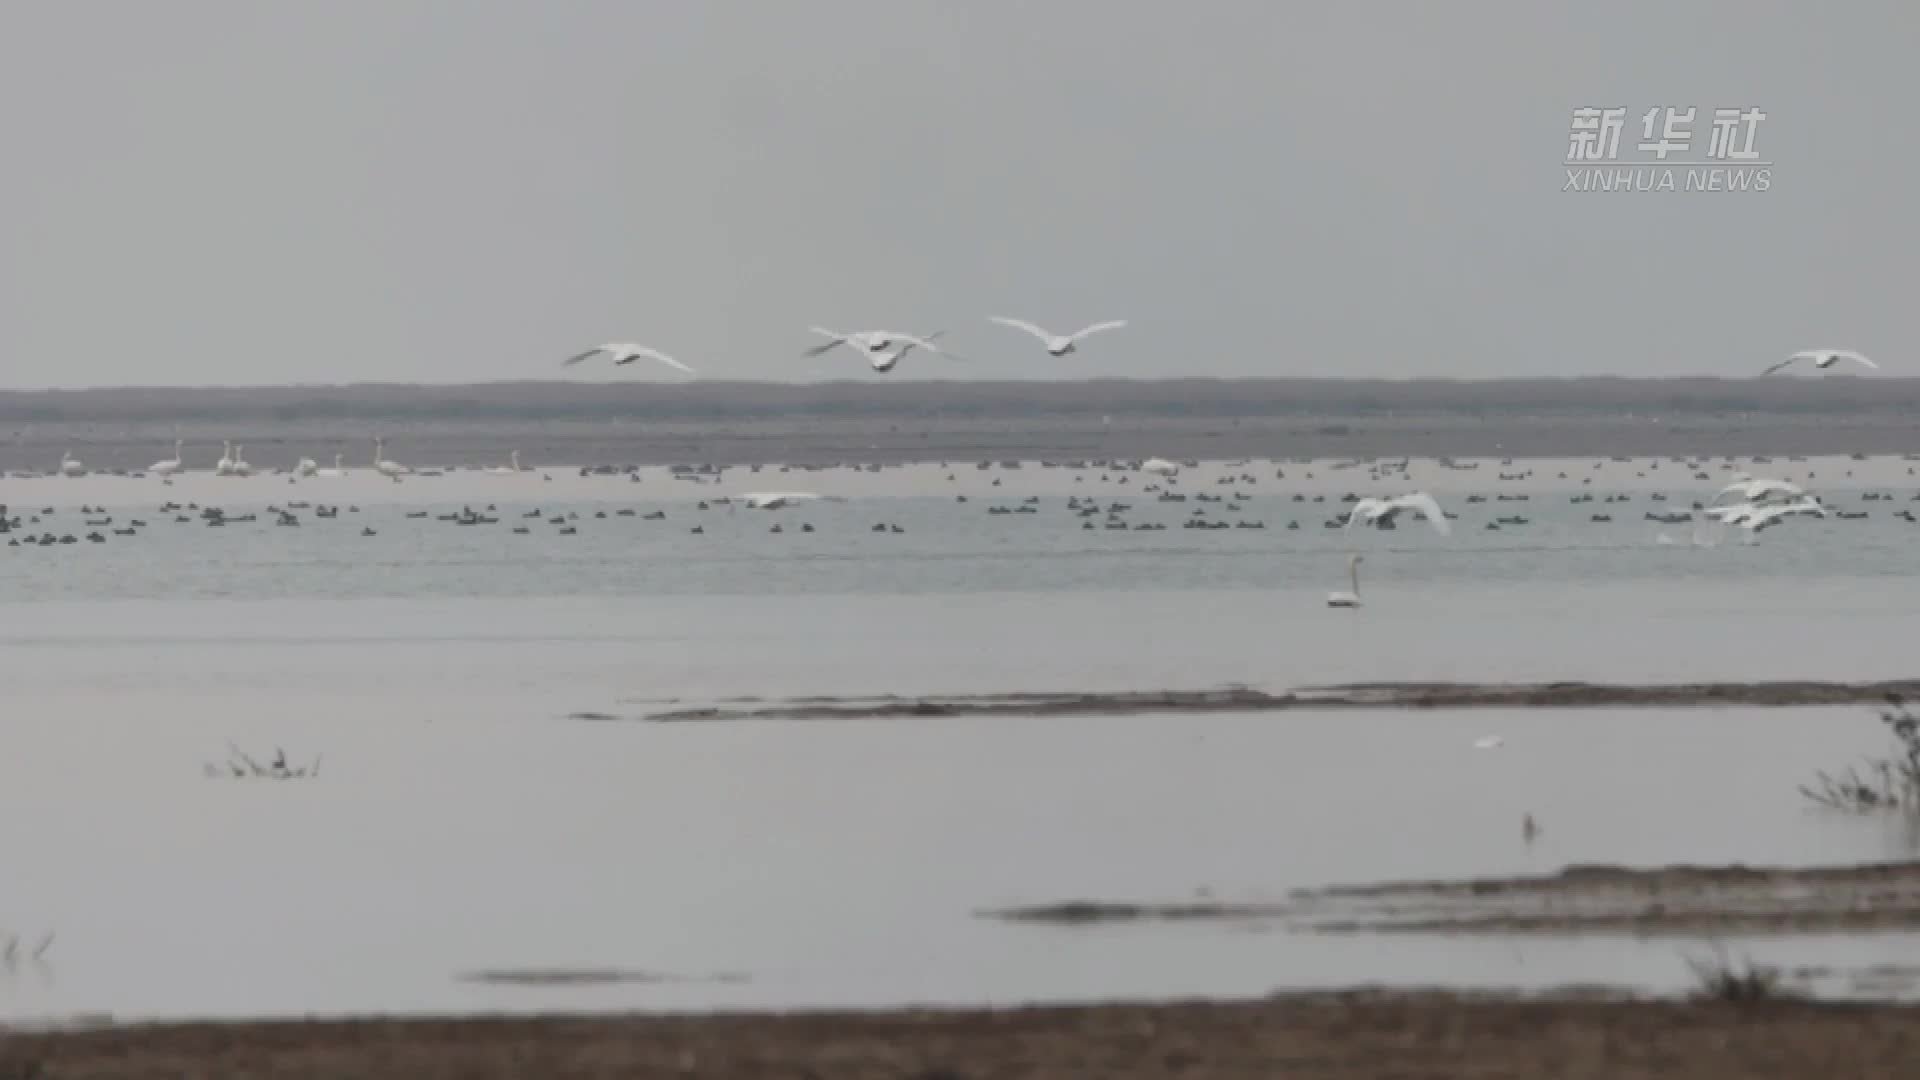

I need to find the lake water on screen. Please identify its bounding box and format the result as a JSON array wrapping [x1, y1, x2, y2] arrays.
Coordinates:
[[3, 455, 1919, 1019]]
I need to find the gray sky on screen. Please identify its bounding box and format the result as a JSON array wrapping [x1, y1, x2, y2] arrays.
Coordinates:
[[0, 1, 1911, 388]]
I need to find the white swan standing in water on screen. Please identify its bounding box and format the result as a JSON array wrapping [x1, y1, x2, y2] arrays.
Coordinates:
[[1327, 554, 1363, 608], [148, 440, 184, 479], [374, 438, 410, 481], [214, 441, 235, 476], [58, 451, 85, 477], [562, 343, 695, 374], [1762, 349, 1876, 375], [314, 453, 346, 479], [228, 444, 253, 477], [1344, 492, 1452, 536], [986, 316, 1128, 357], [484, 451, 524, 475]]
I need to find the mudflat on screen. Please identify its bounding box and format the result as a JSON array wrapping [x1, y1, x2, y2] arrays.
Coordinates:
[[9, 993, 1920, 1078], [631, 680, 1920, 722], [985, 858, 1920, 938]]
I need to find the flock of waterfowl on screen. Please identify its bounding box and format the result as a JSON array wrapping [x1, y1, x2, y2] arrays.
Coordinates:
[[33, 438, 437, 484], [552, 332, 1870, 380], [555, 317, 1133, 376], [8, 445, 1920, 574]]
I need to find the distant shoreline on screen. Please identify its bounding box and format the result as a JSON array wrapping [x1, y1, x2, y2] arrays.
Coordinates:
[[6, 375, 1919, 420], [624, 680, 1920, 723], [3, 377, 1919, 468]]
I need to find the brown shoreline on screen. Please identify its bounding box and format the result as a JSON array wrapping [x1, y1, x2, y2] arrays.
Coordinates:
[[985, 859, 1920, 937], [12, 993, 1920, 1078], [629, 680, 1920, 723]]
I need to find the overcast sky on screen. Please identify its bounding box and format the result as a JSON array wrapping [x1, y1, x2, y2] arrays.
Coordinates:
[[0, 2, 1910, 388]]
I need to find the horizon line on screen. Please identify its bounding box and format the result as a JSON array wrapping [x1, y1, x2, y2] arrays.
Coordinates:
[[0, 373, 1898, 394]]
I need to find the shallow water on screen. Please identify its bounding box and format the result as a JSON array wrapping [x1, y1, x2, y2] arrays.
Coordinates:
[[0, 700, 1914, 1019], [3, 456, 1920, 1018]]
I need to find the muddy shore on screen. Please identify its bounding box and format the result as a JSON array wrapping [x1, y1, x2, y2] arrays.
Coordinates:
[[1295, 858, 1920, 936], [628, 680, 1920, 723], [985, 858, 1920, 937], [9, 993, 1920, 1078]]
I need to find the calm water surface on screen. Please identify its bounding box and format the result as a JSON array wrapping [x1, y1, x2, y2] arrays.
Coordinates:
[[3, 460, 1919, 1018]]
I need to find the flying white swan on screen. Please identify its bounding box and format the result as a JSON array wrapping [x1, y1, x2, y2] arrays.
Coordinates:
[[1706, 484, 1826, 520], [1743, 498, 1832, 534], [987, 317, 1127, 356], [1344, 492, 1452, 536], [1327, 554, 1363, 608], [856, 334, 953, 373], [740, 491, 844, 509], [562, 344, 695, 374], [374, 438, 411, 481], [1743, 499, 1827, 532], [314, 453, 346, 479], [1762, 349, 1876, 375], [58, 451, 85, 477], [802, 329, 903, 356], [1714, 477, 1806, 504], [214, 441, 235, 476], [149, 440, 184, 479], [1712, 496, 1827, 528], [484, 451, 524, 476], [803, 328, 958, 372]]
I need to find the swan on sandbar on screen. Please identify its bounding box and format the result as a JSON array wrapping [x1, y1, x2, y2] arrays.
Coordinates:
[[374, 438, 411, 481], [214, 441, 235, 476], [59, 452, 85, 478], [314, 454, 346, 479], [484, 451, 524, 475], [149, 440, 183, 479]]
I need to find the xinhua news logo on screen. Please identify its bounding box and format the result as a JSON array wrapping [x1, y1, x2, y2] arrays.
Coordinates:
[[1563, 107, 1771, 192]]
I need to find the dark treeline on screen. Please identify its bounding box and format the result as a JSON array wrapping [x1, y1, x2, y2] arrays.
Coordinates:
[[2, 377, 1917, 425]]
